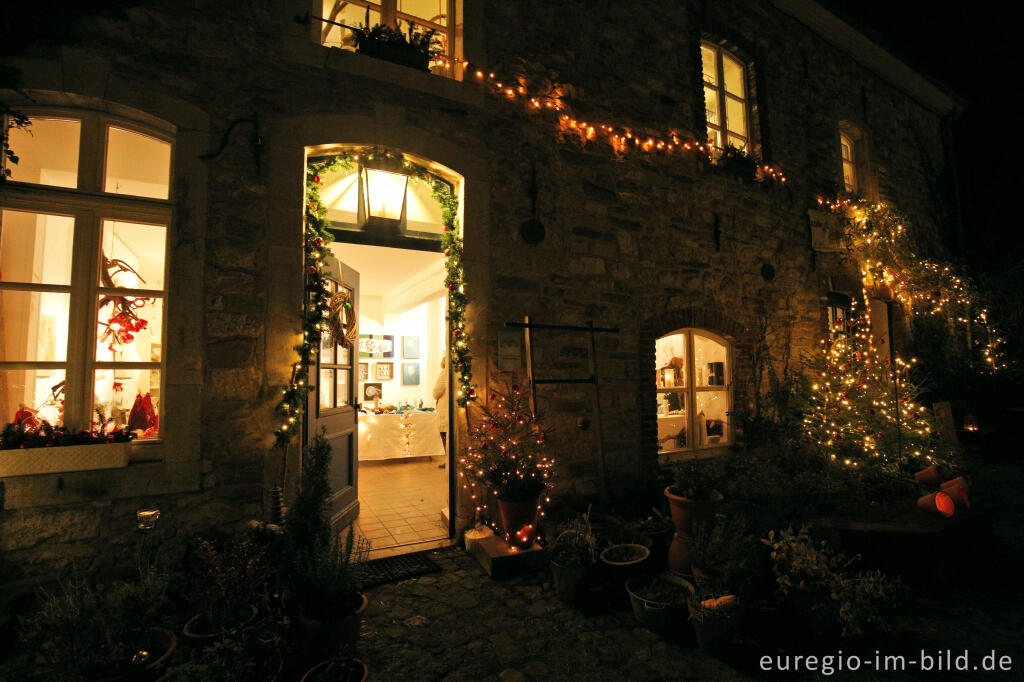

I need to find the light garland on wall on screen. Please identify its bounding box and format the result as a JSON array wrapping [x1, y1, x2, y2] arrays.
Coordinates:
[[818, 197, 1007, 373], [274, 149, 475, 447], [441, 57, 787, 182]]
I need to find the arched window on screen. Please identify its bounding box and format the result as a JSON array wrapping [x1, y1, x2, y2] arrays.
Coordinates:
[[1, 109, 172, 437], [701, 42, 751, 154], [655, 329, 732, 454]]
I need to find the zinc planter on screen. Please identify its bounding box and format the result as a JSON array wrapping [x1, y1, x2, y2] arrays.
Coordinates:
[[626, 573, 694, 631], [0, 441, 130, 477]]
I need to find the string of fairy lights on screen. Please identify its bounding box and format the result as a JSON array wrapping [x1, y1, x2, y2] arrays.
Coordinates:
[[802, 298, 957, 475], [818, 198, 1007, 372], [459, 385, 553, 536], [273, 149, 473, 447]]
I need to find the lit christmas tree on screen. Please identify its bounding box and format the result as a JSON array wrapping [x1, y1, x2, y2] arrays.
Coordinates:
[[459, 384, 554, 509], [802, 301, 957, 478]]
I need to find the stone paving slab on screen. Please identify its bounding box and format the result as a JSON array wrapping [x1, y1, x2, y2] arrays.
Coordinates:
[[358, 546, 748, 681]]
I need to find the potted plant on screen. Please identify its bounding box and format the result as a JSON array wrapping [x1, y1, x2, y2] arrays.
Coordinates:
[[183, 535, 267, 639], [351, 11, 436, 72], [762, 526, 906, 644], [688, 587, 739, 653], [549, 515, 597, 604], [288, 528, 370, 660], [688, 514, 757, 596], [664, 458, 722, 574], [0, 419, 134, 477], [626, 572, 694, 631], [9, 574, 177, 679], [462, 385, 554, 548], [715, 144, 759, 181]]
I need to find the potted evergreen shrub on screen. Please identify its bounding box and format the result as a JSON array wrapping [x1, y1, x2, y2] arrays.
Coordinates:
[[462, 386, 554, 548], [549, 515, 597, 603], [664, 458, 722, 574]]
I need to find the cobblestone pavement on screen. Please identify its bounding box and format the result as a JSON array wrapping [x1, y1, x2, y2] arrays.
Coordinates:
[[358, 547, 747, 681]]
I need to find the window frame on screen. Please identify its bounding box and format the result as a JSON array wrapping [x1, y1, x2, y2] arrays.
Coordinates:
[[655, 328, 733, 456], [318, 0, 462, 77], [1, 108, 173, 441], [701, 41, 752, 154]]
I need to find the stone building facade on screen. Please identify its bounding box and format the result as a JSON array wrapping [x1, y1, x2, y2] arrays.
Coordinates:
[[0, 0, 958, 575]]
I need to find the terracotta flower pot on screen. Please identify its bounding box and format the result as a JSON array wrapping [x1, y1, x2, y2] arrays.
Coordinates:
[[940, 476, 971, 509], [689, 596, 738, 653], [917, 491, 955, 517], [914, 464, 942, 486], [664, 487, 721, 575], [498, 498, 539, 548]]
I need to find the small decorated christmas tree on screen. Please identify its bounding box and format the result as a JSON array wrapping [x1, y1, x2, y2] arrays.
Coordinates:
[[802, 301, 957, 478], [460, 385, 554, 547], [461, 385, 554, 502]]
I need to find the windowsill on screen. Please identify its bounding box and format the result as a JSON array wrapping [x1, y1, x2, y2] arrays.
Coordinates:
[[657, 446, 731, 467], [282, 40, 485, 109], [0, 456, 200, 511]]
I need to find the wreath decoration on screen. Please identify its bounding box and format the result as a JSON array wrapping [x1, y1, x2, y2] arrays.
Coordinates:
[[328, 287, 357, 350]]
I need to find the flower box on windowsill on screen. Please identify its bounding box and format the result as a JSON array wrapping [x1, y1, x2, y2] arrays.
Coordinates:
[[0, 441, 131, 478]]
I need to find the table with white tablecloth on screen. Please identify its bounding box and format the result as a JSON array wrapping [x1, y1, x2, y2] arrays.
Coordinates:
[[357, 411, 445, 460]]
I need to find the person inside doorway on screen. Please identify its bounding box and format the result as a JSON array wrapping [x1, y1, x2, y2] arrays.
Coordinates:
[[433, 355, 448, 468]]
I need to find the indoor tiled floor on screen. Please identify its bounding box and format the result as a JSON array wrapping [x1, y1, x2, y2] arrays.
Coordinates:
[[353, 456, 449, 553]]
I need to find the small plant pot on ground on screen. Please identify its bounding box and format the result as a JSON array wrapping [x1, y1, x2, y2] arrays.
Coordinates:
[[600, 543, 651, 605], [301, 657, 368, 682], [626, 573, 694, 632], [297, 594, 368, 659], [689, 595, 739, 654], [550, 559, 593, 604], [183, 604, 259, 640]]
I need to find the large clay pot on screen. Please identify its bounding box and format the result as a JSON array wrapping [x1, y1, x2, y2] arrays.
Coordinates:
[[664, 487, 721, 575], [498, 498, 540, 548]]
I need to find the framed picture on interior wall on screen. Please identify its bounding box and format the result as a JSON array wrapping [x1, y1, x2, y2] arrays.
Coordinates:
[[150, 343, 162, 362], [359, 362, 369, 381], [359, 334, 394, 358], [363, 382, 382, 403], [402, 362, 420, 386], [402, 336, 420, 359], [374, 362, 393, 381]]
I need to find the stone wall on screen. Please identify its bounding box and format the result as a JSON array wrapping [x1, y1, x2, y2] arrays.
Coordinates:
[[0, 0, 957, 573]]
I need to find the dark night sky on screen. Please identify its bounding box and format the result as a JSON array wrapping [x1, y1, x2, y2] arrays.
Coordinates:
[[818, 1, 1024, 269]]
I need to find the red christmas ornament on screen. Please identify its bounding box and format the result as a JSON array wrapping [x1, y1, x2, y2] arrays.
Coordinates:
[[453, 329, 461, 337], [307, 265, 318, 274], [448, 283, 456, 291], [313, 174, 322, 184]]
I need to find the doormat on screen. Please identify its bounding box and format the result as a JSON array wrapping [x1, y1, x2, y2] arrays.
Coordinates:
[[354, 551, 442, 591]]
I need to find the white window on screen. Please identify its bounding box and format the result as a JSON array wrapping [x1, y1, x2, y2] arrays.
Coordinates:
[[1, 111, 171, 438], [701, 42, 750, 153], [655, 329, 732, 454], [841, 131, 857, 193], [319, 0, 463, 75], [826, 293, 852, 338]]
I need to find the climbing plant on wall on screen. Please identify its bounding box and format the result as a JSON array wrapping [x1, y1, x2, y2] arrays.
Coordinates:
[[273, 149, 474, 447], [820, 197, 1007, 374]]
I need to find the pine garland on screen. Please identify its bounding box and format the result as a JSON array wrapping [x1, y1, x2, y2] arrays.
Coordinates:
[[274, 149, 474, 447]]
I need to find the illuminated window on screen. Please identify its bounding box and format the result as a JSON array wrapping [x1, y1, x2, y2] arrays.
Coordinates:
[[1, 111, 171, 438], [840, 132, 857, 193], [319, 0, 463, 75], [701, 42, 751, 154], [655, 329, 732, 454], [826, 293, 853, 337]]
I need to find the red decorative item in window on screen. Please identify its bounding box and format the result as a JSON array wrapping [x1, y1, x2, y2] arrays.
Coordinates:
[[128, 392, 158, 435], [13, 405, 40, 431]]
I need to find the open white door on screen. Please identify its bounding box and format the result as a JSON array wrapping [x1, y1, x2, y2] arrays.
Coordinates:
[[305, 256, 360, 532]]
